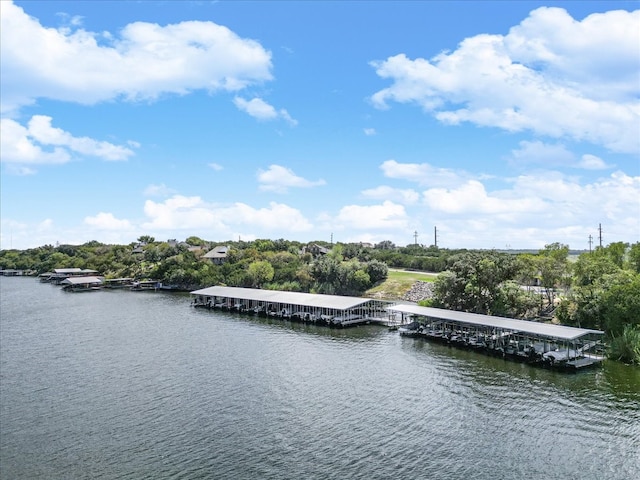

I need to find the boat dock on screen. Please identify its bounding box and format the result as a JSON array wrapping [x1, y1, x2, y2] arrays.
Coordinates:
[[388, 304, 605, 372], [190, 286, 393, 328], [61, 276, 103, 292], [191, 286, 606, 370], [104, 278, 134, 289], [131, 280, 161, 291]]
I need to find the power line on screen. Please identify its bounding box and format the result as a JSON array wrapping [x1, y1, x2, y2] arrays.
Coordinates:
[[598, 223, 603, 248]]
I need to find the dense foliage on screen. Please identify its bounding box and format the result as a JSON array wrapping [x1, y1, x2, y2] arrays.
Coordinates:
[[2, 238, 637, 362], [0, 237, 392, 297], [0, 238, 462, 295]]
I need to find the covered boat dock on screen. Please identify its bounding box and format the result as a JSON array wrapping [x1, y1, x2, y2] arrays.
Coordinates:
[[389, 304, 605, 371], [191, 286, 392, 327], [61, 276, 103, 292]]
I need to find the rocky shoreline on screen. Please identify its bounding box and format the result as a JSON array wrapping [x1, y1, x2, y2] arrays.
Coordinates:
[[402, 281, 435, 303]]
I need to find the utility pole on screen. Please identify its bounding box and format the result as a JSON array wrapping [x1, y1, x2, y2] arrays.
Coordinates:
[[330, 233, 333, 246], [588, 234, 593, 253], [413, 230, 418, 246], [598, 223, 603, 248], [434, 226, 438, 248]]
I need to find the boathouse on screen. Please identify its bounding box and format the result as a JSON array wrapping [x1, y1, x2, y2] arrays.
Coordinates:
[[388, 304, 605, 371], [191, 286, 392, 327], [61, 276, 103, 292], [43, 268, 101, 284]]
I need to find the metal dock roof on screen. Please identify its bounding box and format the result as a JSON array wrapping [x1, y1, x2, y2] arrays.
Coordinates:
[[191, 286, 383, 310], [388, 304, 604, 341], [61, 276, 103, 285]]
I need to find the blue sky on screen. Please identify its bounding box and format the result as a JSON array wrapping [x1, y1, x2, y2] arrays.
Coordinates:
[[1, 0, 639, 251]]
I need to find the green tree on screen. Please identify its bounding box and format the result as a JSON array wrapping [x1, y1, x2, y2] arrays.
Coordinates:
[[349, 269, 371, 293], [432, 251, 523, 316], [573, 250, 618, 286], [365, 259, 388, 285], [537, 242, 570, 307], [375, 240, 396, 250], [247, 260, 275, 288], [599, 272, 640, 335], [627, 242, 640, 273], [602, 241, 628, 268], [185, 236, 206, 246], [608, 324, 640, 365]]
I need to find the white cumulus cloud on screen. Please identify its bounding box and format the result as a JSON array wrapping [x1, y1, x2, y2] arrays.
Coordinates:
[[370, 7, 640, 153], [423, 180, 546, 216], [361, 185, 420, 205], [84, 212, 133, 230], [418, 170, 640, 248], [0, 0, 273, 113], [509, 141, 613, 170], [141, 195, 313, 233], [577, 154, 611, 170], [233, 97, 297, 125], [257, 164, 325, 193], [380, 159, 473, 188], [0, 116, 134, 173], [334, 201, 409, 230]]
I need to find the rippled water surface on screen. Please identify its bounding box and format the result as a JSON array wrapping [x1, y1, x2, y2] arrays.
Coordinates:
[[1, 277, 639, 479]]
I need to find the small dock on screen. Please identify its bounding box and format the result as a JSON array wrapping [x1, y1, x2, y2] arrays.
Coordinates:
[[104, 278, 134, 289], [131, 280, 161, 291]]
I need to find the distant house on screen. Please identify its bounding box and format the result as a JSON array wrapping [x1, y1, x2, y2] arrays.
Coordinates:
[[166, 239, 190, 249], [204, 245, 230, 265], [303, 243, 330, 256], [132, 242, 146, 254]]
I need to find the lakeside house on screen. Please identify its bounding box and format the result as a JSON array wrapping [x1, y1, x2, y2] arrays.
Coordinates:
[[303, 243, 330, 256], [203, 245, 230, 265]]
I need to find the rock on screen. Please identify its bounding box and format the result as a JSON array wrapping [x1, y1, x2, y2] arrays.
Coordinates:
[[403, 281, 435, 302]]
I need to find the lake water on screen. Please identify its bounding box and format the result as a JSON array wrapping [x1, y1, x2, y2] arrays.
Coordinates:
[[1, 277, 639, 479]]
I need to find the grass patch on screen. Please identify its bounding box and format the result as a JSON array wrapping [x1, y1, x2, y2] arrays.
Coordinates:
[[365, 269, 438, 300]]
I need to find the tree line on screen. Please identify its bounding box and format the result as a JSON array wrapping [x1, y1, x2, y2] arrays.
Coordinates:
[[0, 237, 463, 294]]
